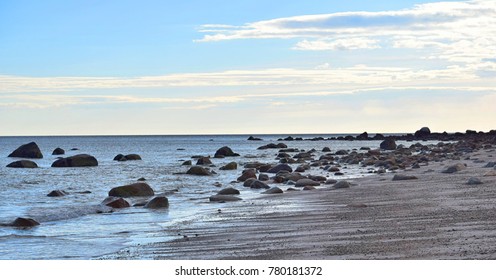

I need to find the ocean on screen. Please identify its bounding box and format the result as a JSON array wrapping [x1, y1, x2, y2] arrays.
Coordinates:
[[0, 134, 390, 259]]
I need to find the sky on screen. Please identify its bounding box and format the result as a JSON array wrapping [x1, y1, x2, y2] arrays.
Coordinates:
[[1, 0, 495, 136]]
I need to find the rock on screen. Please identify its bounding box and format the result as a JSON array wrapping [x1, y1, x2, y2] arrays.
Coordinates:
[[237, 169, 257, 181], [325, 179, 338, 185], [484, 171, 496, 177], [295, 178, 320, 187], [186, 166, 211, 176], [51, 154, 98, 167], [104, 197, 131, 208], [327, 166, 340, 172], [392, 174, 418, 181], [11, 217, 40, 227], [52, 147, 65, 155], [6, 160, 38, 168], [209, 195, 242, 202], [250, 180, 270, 189], [214, 146, 240, 158], [220, 162, 237, 170], [322, 147, 331, 152], [303, 185, 316, 190], [243, 178, 257, 187], [483, 162, 496, 168], [467, 177, 483, 185], [108, 182, 154, 197], [267, 164, 293, 174], [137, 177, 146, 181], [47, 190, 67, 197], [182, 160, 192, 166], [247, 136, 262, 141], [356, 132, 369, 140], [258, 173, 269, 181], [144, 196, 169, 209], [196, 157, 212, 165], [441, 163, 466, 174], [257, 143, 287, 150], [414, 127, 431, 138], [333, 181, 351, 189], [213, 182, 222, 187], [380, 138, 397, 150], [113, 154, 126, 161], [8, 142, 43, 158], [262, 187, 283, 194], [217, 187, 240, 195], [124, 154, 142, 160]]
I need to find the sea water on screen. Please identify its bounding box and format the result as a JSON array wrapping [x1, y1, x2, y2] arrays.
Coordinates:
[[0, 134, 390, 259]]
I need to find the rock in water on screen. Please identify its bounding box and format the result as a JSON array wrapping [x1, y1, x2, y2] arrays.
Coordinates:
[[237, 169, 257, 181], [104, 197, 131, 208], [262, 187, 283, 194], [333, 181, 351, 189], [11, 217, 40, 227], [144, 197, 169, 209], [186, 166, 211, 176], [52, 147, 65, 155], [267, 164, 293, 173], [196, 157, 212, 165], [47, 190, 67, 197], [182, 160, 192, 166], [217, 187, 240, 195], [220, 162, 237, 170], [209, 195, 242, 202], [392, 174, 418, 181], [250, 180, 270, 189], [51, 154, 98, 167], [414, 127, 431, 138], [380, 138, 397, 150], [6, 160, 38, 168], [108, 182, 155, 197], [214, 146, 240, 158], [295, 178, 320, 187], [441, 163, 466, 174], [8, 142, 43, 158]]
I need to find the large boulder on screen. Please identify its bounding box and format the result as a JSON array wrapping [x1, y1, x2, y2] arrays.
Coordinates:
[[51, 154, 98, 167], [249, 180, 270, 189], [8, 142, 43, 159], [108, 182, 155, 197], [103, 197, 131, 208], [11, 217, 40, 227], [214, 146, 240, 158], [6, 160, 38, 168], [237, 169, 257, 181], [52, 147, 65, 155], [47, 190, 67, 197], [144, 196, 169, 209], [220, 162, 237, 170], [186, 166, 211, 176], [380, 138, 397, 150], [267, 164, 293, 174], [196, 157, 212, 165], [414, 127, 431, 138]]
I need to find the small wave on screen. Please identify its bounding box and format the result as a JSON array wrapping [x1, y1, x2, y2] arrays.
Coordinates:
[[26, 204, 113, 223]]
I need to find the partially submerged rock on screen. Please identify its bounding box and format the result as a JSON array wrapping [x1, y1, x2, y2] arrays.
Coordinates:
[[11, 217, 40, 227], [380, 138, 397, 150], [209, 195, 242, 202], [333, 181, 351, 189], [186, 166, 211, 176], [267, 164, 293, 173], [262, 187, 283, 194], [295, 178, 320, 187], [47, 190, 67, 197], [392, 174, 418, 181], [220, 162, 237, 170], [144, 196, 169, 209], [196, 157, 212, 165], [8, 142, 43, 159], [237, 169, 257, 181], [214, 146, 240, 158], [103, 197, 131, 208], [108, 182, 154, 197], [51, 154, 98, 167], [217, 187, 240, 195], [52, 147, 65, 155], [6, 160, 38, 168]]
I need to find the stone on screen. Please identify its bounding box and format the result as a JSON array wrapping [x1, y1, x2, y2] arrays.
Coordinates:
[[262, 187, 283, 194], [250, 180, 270, 189], [322, 147, 331, 152], [295, 178, 320, 187], [483, 162, 496, 168], [441, 163, 466, 174], [220, 162, 237, 170], [11, 217, 40, 227], [333, 181, 351, 189], [237, 169, 257, 181], [144, 196, 169, 209], [124, 154, 142, 160], [303, 185, 316, 190], [243, 178, 257, 187], [484, 171, 496, 177], [209, 195, 242, 202], [247, 136, 262, 141], [51, 154, 98, 167], [380, 138, 397, 150], [113, 154, 126, 161], [258, 173, 269, 181], [414, 127, 431, 138], [392, 174, 418, 181], [214, 146, 240, 158], [257, 143, 287, 150], [267, 164, 293, 174], [467, 177, 483, 185], [186, 166, 211, 176], [325, 179, 338, 185], [356, 132, 369, 140], [47, 190, 67, 197], [196, 157, 212, 165], [182, 160, 192, 166], [6, 160, 38, 168], [108, 182, 154, 197], [8, 142, 43, 159], [137, 177, 146, 181], [52, 147, 65, 155], [104, 197, 131, 208], [217, 187, 240, 195]]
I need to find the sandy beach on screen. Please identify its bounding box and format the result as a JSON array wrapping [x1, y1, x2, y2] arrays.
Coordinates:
[[103, 142, 496, 260]]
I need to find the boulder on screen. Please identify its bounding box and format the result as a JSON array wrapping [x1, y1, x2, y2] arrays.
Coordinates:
[[186, 166, 211, 176], [220, 162, 237, 170], [247, 136, 262, 141], [11, 217, 40, 227], [104, 197, 131, 208], [484, 171, 496, 177], [217, 187, 240, 195], [303, 185, 316, 190], [114, 154, 126, 161], [209, 195, 242, 202], [108, 182, 155, 197], [295, 178, 320, 187], [47, 190, 67, 197], [182, 160, 192, 166], [6, 160, 38, 168], [51, 154, 98, 167], [356, 132, 369, 140], [262, 187, 283, 194], [144, 196, 169, 209], [415, 127, 431, 138], [52, 147, 65, 155], [333, 181, 351, 189], [322, 147, 331, 152], [380, 138, 397, 150], [258, 173, 269, 181], [250, 180, 270, 189], [243, 178, 257, 187], [392, 174, 418, 181], [267, 164, 293, 174], [237, 169, 257, 181], [214, 146, 240, 158], [196, 157, 212, 165], [325, 179, 338, 185], [124, 154, 142, 160], [8, 142, 43, 158], [441, 163, 466, 174], [257, 143, 287, 150], [467, 177, 483, 185]]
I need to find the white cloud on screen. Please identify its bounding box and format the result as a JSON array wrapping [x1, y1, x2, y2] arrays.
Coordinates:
[[294, 38, 380, 51]]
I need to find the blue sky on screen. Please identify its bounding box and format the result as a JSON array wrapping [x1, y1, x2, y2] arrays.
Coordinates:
[[1, 0, 495, 135]]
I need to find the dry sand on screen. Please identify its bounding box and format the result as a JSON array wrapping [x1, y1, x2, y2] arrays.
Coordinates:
[[105, 148, 496, 260]]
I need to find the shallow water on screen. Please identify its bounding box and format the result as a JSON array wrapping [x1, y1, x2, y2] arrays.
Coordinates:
[[0, 134, 420, 259]]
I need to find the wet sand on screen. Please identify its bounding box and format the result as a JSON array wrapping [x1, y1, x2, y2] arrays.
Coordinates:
[[105, 148, 496, 260]]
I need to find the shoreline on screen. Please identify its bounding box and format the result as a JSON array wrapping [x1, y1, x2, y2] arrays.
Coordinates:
[[102, 143, 496, 260]]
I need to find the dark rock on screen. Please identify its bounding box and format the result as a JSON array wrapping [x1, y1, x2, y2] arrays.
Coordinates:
[[303, 185, 316, 190], [333, 181, 351, 189], [467, 177, 483, 185], [247, 136, 263, 141], [209, 195, 242, 202], [214, 146, 240, 158], [380, 138, 397, 150], [47, 190, 67, 197], [114, 154, 126, 161], [237, 169, 257, 181], [108, 182, 154, 197], [51, 154, 98, 167], [220, 162, 237, 170], [257, 143, 287, 150], [11, 217, 40, 227], [356, 132, 369, 140], [196, 157, 212, 165], [258, 173, 269, 181], [52, 147, 65, 155], [8, 142, 43, 159], [322, 147, 331, 152], [217, 187, 240, 195], [414, 127, 431, 138], [483, 162, 496, 168], [250, 180, 270, 189], [373, 134, 385, 140], [295, 178, 320, 187], [6, 160, 38, 168], [441, 163, 466, 174], [144, 196, 169, 209], [137, 177, 146, 181], [186, 166, 211, 176], [243, 178, 257, 187], [325, 179, 338, 185], [392, 174, 418, 181], [104, 197, 131, 208], [335, 150, 348, 155], [124, 154, 142, 160], [262, 187, 283, 194], [267, 164, 293, 173], [182, 160, 192, 166]]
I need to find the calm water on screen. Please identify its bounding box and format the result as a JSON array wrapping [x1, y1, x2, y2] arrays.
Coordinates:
[[0, 134, 391, 259]]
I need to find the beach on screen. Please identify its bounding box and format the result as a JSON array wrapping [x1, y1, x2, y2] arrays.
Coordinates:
[[104, 142, 496, 260]]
